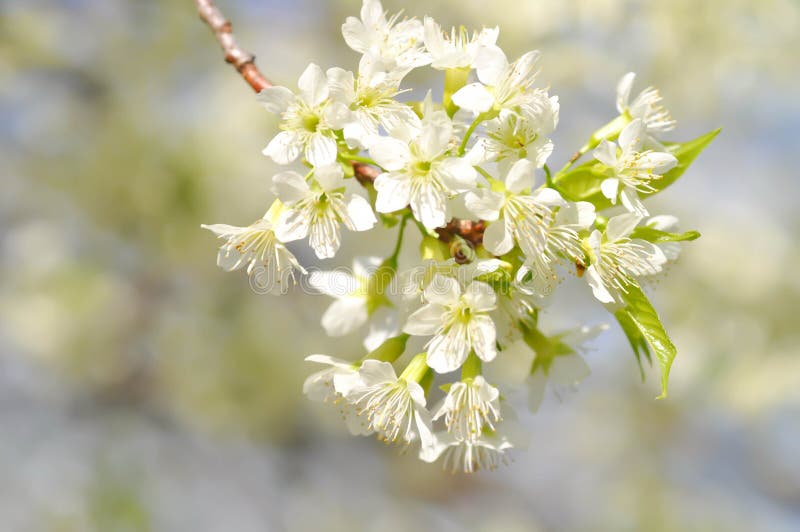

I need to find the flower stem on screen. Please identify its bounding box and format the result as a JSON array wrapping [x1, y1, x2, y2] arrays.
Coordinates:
[[458, 114, 485, 157], [344, 153, 382, 168], [400, 352, 432, 384], [388, 213, 410, 265], [557, 114, 629, 175]]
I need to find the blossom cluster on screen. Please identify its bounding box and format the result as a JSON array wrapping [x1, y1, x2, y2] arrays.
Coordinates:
[[203, 0, 713, 472]]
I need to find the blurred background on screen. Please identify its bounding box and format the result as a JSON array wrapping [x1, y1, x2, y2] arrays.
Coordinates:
[[1, 0, 799, 530]]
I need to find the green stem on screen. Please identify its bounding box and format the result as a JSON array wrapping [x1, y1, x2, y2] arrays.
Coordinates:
[[458, 114, 484, 157], [443, 67, 470, 117], [363, 334, 410, 363], [344, 153, 382, 168], [400, 352, 431, 383], [557, 114, 629, 175], [388, 213, 410, 264], [474, 165, 494, 182]]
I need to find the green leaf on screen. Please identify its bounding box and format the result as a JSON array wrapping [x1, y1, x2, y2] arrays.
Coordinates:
[[629, 226, 701, 243], [614, 309, 652, 380], [615, 284, 677, 398], [656, 128, 722, 192], [552, 128, 721, 210]]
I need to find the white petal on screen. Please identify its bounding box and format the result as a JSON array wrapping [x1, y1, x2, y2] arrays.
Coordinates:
[[417, 122, 452, 161], [474, 46, 508, 85], [593, 140, 618, 167], [526, 371, 547, 413], [639, 151, 678, 174], [585, 265, 616, 304], [271, 171, 310, 204], [619, 187, 649, 216], [264, 130, 302, 164], [305, 133, 338, 167], [403, 303, 444, 336], [374, 173, 412, 213], [505, 159, 535, 193], [426, 327, 470, 374], [353, 256, 382, 280], [411, 184, 448, 230], [257, 86, 294, 114], [326, 67, 356, 103], [304, 354, 354, 368], [469, 315, 497, 363], [423, 275, 461, 305], [345, 194, 377, 231], [531, 187, 567, 207], [600, 177, 620, 202], [341, 18, 370, 53], [308, 270, 359, 297], [482, 218, 514, 256], [297, 63, 329, 106], [274, 209, 310, 243], [549, 353, 591, 386], [464, 190, 503, 221], [616, 72, 635, 113], [463, 281, 497, 312], [321, 297, 369, 337], [314, 163, 345, 191], [452, 83, 494, 114], [619, 118, 646, 153], [363, 307, 400, 351], [437, 157, 478, 191], [354, 360, 398, 388], [646, 214, 680, 232], [369, 137, 411, 171], [606, 212, 642, 242]]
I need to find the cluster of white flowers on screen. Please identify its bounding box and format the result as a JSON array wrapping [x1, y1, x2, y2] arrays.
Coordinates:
[[204, 0, 710, 472]]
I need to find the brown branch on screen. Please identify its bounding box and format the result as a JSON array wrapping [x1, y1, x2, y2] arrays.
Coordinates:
[[194, 0, 484, 249], [196, 0, 271, 92]]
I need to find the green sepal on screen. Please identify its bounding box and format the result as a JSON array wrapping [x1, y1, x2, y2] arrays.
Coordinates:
[[420, 235, 450, 262], [552, 128, 721, 210], [365, 334, 410, 364], [630, 227, 701, 243], [614, 284, 677, 399], [520, 322, 575, 375]]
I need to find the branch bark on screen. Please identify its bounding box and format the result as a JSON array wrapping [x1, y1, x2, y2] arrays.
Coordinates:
[[194, 0, 484, 247]]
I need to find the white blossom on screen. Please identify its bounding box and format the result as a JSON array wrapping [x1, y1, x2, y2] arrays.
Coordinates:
[[341, 0, 430, 75], [336, 359, 435, 449], [526, 324, 607, 412], [308, 256, 399, 348], [584, 213, 667, 304], [594, 119, 678, 216], [403, 275, 498, 373], [272, 165, 376, 259], [369, 110, 477, 230], [258, 63, 346, 167], [303, 355, 371, 435], [202, 204, 305, 295], [616, 72, 676, 146], [327, 56, 421, 149], [452, 49, 541, 115], [470, 93, 559, 167], [432, 376, 501, 441], [423, 18, 501, 71]]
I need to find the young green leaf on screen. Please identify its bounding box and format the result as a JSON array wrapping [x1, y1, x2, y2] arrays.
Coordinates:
[[629, 226, 701, 243], [614, 309, 652, 380], [615, 284, 677, 398], [552, 128, 721, 211]]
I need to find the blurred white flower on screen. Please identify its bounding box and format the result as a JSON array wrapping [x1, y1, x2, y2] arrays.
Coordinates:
[[404, 275, 497, 373], [526, 324, 607, 412], [341, 0, 430, 75], [584, 213, 667, 304], [258, 63, 347, 167], [452, 50, 540, 115], [616, 72, 676, 146], [594, 119, 678, 216], [423, 18, 501, 70], [272, 165, 376, 259]]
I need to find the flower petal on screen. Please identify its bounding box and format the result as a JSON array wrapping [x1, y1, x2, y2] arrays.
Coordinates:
[[482, 218, 514, 256], [264, 130, 302, 164], [452, 83, 494, 114], [403, 303, 445, 336], [321, 296, 369, 337], [306, 133, 338, 167], [469, 315, 497, 363], [369, 137, 412, 171], [374, 173, 412, 213], [271, 171, 310, 204], [257, 86, 294, 114], [464, 190, 503, 221], [345, 194, 377, 232], [297, 63, 329, 106]]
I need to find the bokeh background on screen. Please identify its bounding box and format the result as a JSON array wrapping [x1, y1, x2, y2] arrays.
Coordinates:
[[2, 0, 799, 530]]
